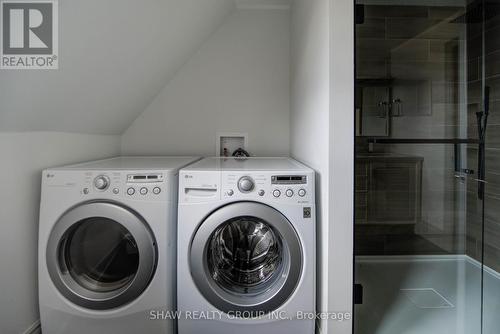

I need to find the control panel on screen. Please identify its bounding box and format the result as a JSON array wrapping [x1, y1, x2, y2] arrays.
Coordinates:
[[78, 171, 167, 201], [222, 173, 312, 204]]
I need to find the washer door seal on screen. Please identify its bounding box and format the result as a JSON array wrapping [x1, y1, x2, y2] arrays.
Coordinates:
[[190, 201, 303, 315], [46, 201, 157, 310]]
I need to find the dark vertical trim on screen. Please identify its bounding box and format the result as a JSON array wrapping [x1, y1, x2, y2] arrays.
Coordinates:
[[352, 0, 358, 333], [480, 1, 486, 332]]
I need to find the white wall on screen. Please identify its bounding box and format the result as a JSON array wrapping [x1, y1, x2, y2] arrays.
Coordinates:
[[121, 8, 290, 157], [291, 0, 354, 333], [290, 0, 330, 330], [328, 0, 354, 333], [0, 132, 120, 334]]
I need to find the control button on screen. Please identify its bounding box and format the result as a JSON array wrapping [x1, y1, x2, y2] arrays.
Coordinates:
[[273, 189, 281, 198], [83, 188, 89, 195], [93, 175, 110, 190], [227, 189, 234, 196], [286, 189, 294, 197], [258, 190, 265, 196], [112, 188, 119, 194], [238, 176, 255, 193], [127, 187, 135, 195], [153, 187, 161, 195], [298, 189, 306, 197], [140, 187, 148, 195]]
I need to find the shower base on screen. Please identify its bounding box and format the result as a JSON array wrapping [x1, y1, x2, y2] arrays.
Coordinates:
[[354, 255, 500, 334]]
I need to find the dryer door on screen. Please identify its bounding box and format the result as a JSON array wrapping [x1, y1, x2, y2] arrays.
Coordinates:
[[190, 201, 303, 315], [46, 201, 157, 310]]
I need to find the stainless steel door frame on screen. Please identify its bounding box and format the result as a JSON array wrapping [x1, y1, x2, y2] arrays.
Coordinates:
[[46, 201, 157, 310], [190, 201, 303, 314]]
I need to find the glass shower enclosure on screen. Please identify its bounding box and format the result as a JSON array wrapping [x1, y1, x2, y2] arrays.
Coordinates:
[[354, 1, 500, 333]]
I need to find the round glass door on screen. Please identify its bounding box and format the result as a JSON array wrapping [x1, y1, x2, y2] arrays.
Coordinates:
[[64, 217, 139, 293], [207, 217, 284, 295], [190, 202, 302, 315], [47, 201, 157, 310]]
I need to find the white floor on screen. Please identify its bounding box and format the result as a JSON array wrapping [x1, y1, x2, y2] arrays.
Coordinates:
[[354, 256, 500, 334]]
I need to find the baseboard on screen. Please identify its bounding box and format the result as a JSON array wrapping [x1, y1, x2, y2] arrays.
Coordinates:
[[22, 320, 41, 334], [464, 255, 500, 280]]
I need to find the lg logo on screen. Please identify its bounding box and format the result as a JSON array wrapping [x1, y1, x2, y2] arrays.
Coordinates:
[[1, 0, 58, 69]]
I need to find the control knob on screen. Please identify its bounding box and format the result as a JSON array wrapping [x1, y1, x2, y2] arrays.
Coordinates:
[[94, 175, 110, 190], [238, 176, 255, 193]]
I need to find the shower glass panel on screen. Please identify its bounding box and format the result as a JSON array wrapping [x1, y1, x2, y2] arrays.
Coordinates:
[[354, 1, 498, 333], [481, 1, 500, 332]]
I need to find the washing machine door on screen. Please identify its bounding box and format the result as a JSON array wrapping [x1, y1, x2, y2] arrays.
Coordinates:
[[46, 201, 157, 310], [190, 201, 303, 315]]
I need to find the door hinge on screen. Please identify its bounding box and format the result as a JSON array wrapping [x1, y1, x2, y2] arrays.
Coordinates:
[[354, 284, 363, 305]]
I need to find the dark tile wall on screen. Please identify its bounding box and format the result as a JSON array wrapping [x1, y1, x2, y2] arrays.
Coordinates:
[[356, 4, 464, 83], [355, 4, 500, 266], [355, 4, 466, 256]]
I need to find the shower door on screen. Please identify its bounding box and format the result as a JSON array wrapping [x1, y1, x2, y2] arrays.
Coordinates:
[[354, 0, 498, 333]]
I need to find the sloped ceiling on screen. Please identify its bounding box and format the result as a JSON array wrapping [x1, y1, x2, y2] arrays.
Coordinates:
[[0, 0, 234, 134]]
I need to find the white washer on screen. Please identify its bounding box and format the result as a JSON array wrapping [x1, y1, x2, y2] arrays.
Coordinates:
[[39, 156, 200, 334], [178, 157, 316, 334]]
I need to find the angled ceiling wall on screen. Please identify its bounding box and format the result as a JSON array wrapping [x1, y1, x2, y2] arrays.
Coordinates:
[[0, 0, 235, 134], [121, 6, 291, 156]]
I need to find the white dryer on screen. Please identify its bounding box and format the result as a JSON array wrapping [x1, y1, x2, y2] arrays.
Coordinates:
[[38, 156, 199, 334], [177, 157, 316, 334]]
